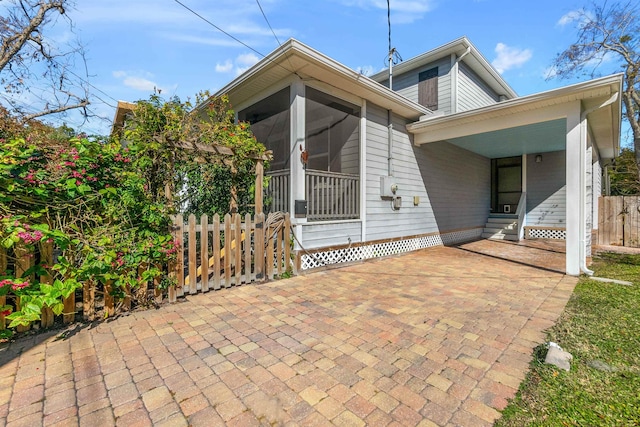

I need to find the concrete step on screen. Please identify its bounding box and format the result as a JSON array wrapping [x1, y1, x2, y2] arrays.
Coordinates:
[[483, 226, 517, 235], [481, 232, 519, 241], [487, 217, 518, 225], [488, 213, 518, 220], [485, 220, 517, 229]]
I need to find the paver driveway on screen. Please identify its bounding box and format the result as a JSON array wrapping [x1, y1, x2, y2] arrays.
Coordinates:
[[0, 241, 577, 426]]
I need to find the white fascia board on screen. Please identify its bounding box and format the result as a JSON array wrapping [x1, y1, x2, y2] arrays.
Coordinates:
[[407, 74, 623, 143], [209, 39, 429, 120], [370, 36, 518, 99]]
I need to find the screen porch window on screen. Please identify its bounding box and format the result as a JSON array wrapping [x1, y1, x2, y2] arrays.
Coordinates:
[[238, 88, 291, 213], [304, 87, 360, 220]]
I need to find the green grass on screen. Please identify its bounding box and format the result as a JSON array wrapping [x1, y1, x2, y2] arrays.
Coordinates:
[[496, 252, 640, 427]]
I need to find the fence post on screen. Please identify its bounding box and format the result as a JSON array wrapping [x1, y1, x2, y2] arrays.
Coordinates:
[[234, 214, 242, 286], [255, 160, 264, 215], [176, 213, 185, 298], [244, 213, 252, 282], [40, 241, 54, 328], [255, 213, 265, 281], [200, 214, 210, 292], [187, 215, 197, 295], [168, 215, 179, 303], [213, 214, 221, 290], [83, 280, 95, 321], [224, 214, 232, 288], [104, 280, 115, 318]]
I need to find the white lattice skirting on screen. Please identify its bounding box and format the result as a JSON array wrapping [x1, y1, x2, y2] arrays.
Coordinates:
[[300, 228, 483, 271], [526, 228, 566, 240]]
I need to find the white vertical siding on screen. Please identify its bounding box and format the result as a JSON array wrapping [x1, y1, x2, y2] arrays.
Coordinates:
[[526, 151, 566, 227], [365, 103, 490, 242], [457, 62, 499, 112]]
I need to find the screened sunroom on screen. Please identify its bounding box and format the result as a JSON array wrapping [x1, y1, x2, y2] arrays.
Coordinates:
[[239, 85, 361, 221]]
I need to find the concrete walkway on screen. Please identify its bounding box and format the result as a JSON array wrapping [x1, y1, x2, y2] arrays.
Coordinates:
[[0, 241, 577, 427]]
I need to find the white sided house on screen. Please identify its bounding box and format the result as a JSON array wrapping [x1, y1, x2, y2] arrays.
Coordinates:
[[212, 37, 622, 276]]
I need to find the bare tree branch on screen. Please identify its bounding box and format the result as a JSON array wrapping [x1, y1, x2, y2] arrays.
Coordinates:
[[552, 1, 640, 185]]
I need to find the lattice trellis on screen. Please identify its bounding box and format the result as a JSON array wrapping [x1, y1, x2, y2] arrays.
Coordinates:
[[526, 228, 566, 240], [300, 228, 483, 270]]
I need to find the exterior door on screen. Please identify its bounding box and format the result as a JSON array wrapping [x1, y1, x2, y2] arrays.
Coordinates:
[[491, 156, 522, 213]]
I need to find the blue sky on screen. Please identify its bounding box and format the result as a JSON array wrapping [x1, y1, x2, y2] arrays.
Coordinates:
[[4, 0, 619, 136]]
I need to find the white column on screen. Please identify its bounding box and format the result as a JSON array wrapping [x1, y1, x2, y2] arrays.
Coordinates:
[[290, 79, 306, 248], [360, 100, 367, 242], [565, 101, 582, 275]]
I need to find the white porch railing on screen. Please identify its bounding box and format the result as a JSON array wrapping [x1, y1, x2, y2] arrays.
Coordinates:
[[266, 169, 360, 221], [516, 191, 527, 240], [266, 169, 290, 213], [306, 169, 360, 221]]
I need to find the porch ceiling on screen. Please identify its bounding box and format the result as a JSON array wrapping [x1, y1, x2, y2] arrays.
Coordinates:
[[445, 119, 566, 158], [407, 74, 623, 160]]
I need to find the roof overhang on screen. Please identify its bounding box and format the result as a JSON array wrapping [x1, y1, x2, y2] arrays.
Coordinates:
[[407, 74, 623, 159], [370, 37, 518, 100], [212, 39, 430, 120]]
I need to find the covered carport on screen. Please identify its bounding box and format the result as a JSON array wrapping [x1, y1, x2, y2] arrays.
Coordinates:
[[407, 75, 622, 275]]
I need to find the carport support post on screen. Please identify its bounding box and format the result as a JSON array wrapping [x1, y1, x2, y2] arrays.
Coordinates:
[[565, 101, 583, 276]]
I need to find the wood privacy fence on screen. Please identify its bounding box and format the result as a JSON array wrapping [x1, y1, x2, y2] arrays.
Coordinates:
[[598, 196, 640, 248], [1, 212, 294, 331]]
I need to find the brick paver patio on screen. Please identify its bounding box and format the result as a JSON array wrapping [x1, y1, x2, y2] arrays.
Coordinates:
[[0, 240, 577, 426]]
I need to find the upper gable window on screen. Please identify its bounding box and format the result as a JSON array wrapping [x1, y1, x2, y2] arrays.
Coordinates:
[[418, 67, 438, 111]]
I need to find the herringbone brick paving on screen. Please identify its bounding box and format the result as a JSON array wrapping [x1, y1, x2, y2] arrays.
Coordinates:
[[0, 240, 576, 426]]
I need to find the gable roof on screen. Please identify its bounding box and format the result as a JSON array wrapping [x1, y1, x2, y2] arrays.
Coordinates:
[[369, 37, 517, 100], [212, 39, 430, 120]]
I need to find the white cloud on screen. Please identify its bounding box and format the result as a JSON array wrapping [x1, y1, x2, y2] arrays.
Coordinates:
[[112, 70, 169, 93], [557, 9, 593, 27], [215, 60, 234, 73], [491, 43, 533, 74], [340, 0, 435, 24], [215, 53, 261, 76], [236, 53, 260, 67]]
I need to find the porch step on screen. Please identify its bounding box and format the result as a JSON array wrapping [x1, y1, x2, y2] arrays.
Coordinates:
[[481, 231, 519, 241], [483, 214, 520, 241]]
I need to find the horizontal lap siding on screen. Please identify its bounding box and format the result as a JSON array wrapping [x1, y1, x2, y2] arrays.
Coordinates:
[[458, 62, 500, 112], [526, 151, 566, 227], [418, 141, 490, 231], [385, 58, 452, 114], [301, 221, 362, 249], [365, 104, 489, 241]]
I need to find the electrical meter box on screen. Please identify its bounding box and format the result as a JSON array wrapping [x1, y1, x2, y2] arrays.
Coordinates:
[[380, 176, 398, 198]]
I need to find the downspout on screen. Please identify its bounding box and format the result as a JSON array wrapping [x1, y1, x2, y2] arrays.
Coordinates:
[[455, 46, 472, 64], [578, 91, 619, 275], [388, 109, 393, 176]]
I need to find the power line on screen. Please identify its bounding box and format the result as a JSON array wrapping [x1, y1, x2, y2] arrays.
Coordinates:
[[172, 0, 298, 78], [256, 0, 282, 46], [173, 0, 269, 60]]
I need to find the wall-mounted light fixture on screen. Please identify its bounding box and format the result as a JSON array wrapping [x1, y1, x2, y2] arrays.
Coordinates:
[[535, 154, 543, 163]]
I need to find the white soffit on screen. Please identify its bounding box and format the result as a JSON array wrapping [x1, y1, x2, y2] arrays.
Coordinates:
[[407, 74, 622, 159]]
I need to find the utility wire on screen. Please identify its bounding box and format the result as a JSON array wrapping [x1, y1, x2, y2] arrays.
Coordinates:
[[173, 0, 269, 61], [256, 0, 282, 46], [172, 0, 298, 77], [255, 0, 298, 75]]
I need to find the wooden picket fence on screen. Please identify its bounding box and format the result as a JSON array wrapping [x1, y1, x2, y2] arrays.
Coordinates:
[[0, 212, 295, 331], [598, 196, 640, 248], [169, 212, 294, 301]]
